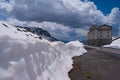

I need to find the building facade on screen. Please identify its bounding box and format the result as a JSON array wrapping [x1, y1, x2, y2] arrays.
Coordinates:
[[88, 24, 112, 46]]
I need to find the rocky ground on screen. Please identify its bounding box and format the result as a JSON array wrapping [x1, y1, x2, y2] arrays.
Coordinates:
[[69, 47, 120, 80]]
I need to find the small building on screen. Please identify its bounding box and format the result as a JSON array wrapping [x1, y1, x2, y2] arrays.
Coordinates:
[[88, 24, 112, 46]]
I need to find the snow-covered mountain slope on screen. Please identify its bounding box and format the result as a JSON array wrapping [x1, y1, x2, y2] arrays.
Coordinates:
[[16, 26, 58, 41], [104, 37, 120, 49], [0, 22, 87, 80], [0, 21, 41, 40]]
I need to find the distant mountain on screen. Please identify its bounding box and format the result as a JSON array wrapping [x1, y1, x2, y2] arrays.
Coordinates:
[[16, 26, 58, 41]]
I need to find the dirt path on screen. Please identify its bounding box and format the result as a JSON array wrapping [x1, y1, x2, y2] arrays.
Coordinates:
[[69, 47, 120, 80]]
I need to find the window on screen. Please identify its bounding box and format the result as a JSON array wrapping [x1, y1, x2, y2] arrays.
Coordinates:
[[108, 31, 110, 33], [108, 35, 110, 37], [100, 35, 102, 38]]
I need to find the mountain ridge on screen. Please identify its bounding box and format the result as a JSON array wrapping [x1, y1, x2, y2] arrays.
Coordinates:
[[15, 26, 59, 41]]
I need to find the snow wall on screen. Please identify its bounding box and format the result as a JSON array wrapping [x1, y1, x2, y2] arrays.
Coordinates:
[[104, 38, 120, 49], [0, 36, 87, 80]]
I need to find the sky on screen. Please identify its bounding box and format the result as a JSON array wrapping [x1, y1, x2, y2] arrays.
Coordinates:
[[0, 0, 120, 41], [90, 0, 120, 15]]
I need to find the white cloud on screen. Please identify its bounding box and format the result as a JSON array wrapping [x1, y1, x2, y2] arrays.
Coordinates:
[[6, 18, 88, 40], [0, 0, 14, 12], [104, 7, 120, 25], [6, 18, 27, 25], [9, 0, 120, 28], [75, 28, 88, 36], [8, 0, 106, 26]]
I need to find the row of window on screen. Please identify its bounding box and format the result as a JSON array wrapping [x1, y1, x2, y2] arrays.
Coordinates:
[[100, 35, 110, 38], [92, 31, 110, 35], [100, 31, 110, 33]]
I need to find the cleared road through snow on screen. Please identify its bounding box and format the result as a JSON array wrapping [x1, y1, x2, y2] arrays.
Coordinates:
[[69, 46, 120, 80]]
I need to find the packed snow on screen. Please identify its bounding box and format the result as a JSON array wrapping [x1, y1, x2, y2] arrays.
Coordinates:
[[0, 22, 87, 80], [104, 38, 120, 49]]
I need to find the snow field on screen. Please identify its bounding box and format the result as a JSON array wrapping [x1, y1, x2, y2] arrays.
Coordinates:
[[104, 38, 120, 49]]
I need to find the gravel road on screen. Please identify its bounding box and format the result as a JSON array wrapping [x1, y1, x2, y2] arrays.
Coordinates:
[[69, 47, 120, 80]]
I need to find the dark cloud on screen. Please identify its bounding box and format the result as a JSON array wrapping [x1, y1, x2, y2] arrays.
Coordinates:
[[10, 0, 105, 28], [11, 0, 76, 26]]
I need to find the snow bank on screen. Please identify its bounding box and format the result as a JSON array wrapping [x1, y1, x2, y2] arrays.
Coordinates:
[[104, 38, 120, 49], [0, 22, 87, 80]]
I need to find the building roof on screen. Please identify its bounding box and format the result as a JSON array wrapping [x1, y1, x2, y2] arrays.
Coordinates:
[[98, 24, 112, 30], [89, 25, 97, 32], [88, 24, 112, 33]]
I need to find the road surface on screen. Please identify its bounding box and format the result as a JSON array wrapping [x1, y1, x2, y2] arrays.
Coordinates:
[[69, 46, 120, 80]]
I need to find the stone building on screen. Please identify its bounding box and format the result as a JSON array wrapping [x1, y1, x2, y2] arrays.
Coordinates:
[[88, 24, 112, 46]]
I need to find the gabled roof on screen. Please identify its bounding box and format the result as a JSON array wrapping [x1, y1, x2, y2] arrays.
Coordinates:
[[98, 24, 112, 30]]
